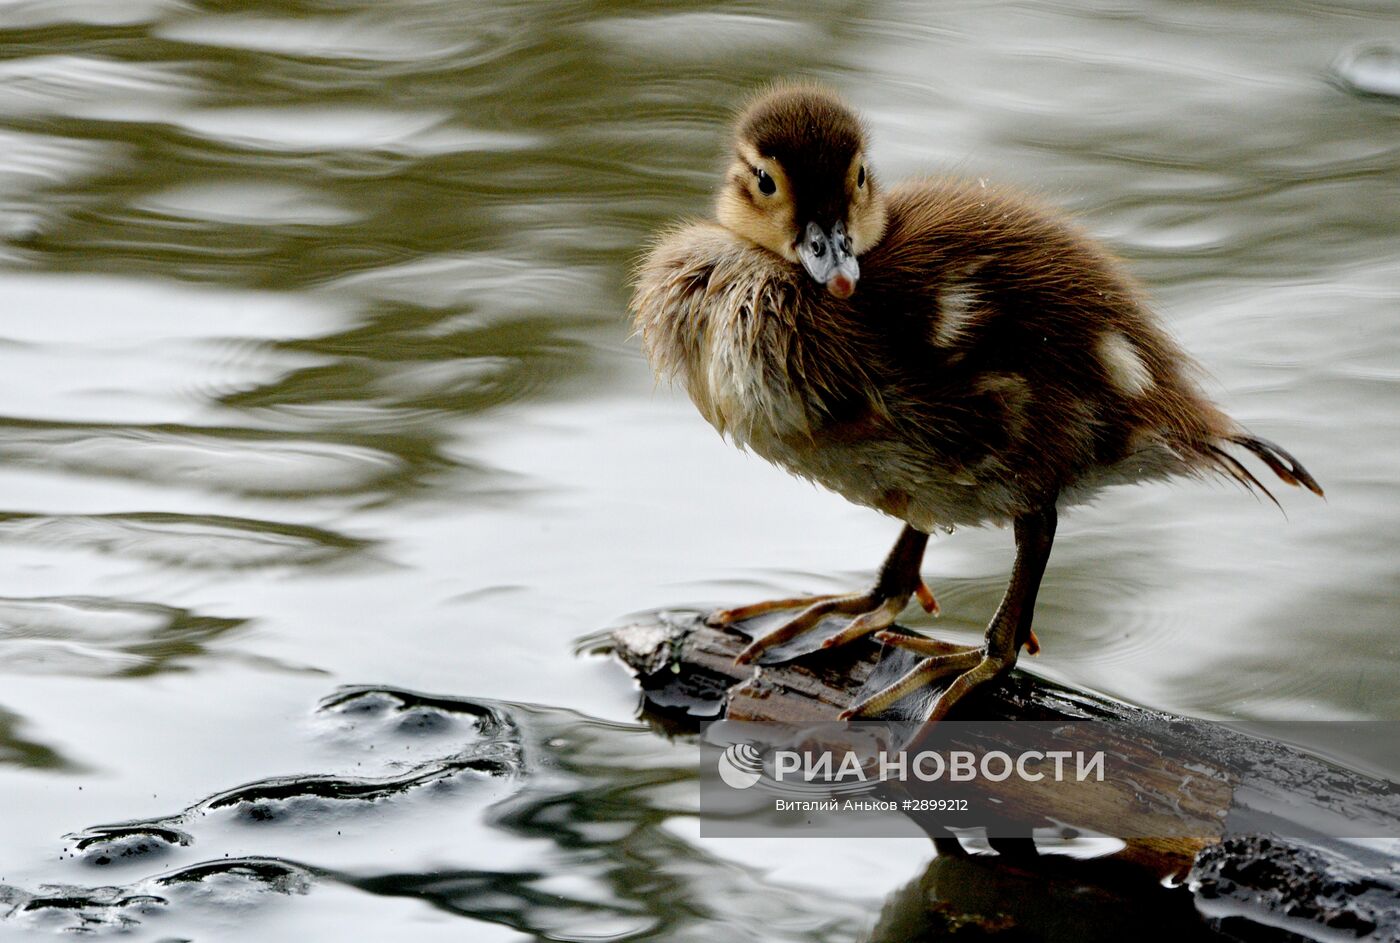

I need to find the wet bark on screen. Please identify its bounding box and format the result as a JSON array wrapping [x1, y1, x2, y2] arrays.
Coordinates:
[[609, 612, 1400, 941]]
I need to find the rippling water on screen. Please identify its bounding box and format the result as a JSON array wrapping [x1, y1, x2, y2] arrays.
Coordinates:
[[0, 0, 1396, 938]]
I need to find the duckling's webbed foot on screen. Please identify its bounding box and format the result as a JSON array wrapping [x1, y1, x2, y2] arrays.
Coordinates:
[[840, 505, 1058, 726], [713, 525, 934, 666]]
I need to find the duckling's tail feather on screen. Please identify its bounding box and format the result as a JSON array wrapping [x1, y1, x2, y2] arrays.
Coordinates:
[[1228, 434, 1324, 498], [1200, 434, 1323, 506], [1205, 444, 1282, 510]]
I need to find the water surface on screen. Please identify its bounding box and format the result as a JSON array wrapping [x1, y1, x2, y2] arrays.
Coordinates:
[[0, 0, 1397, 938]]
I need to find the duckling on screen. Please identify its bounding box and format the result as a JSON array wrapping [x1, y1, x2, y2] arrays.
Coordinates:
[[630, 83, 1322, 725]]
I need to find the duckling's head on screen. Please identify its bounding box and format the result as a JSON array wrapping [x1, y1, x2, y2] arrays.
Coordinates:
[[716, 84, 887, 299]]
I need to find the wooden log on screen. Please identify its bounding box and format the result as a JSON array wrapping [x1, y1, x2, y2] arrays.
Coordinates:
[[609, 611, 1400, 941]]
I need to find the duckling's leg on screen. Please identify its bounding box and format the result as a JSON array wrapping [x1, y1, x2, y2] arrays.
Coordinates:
[[840, 505, 1057, 723], [713, 525, 936, 666]]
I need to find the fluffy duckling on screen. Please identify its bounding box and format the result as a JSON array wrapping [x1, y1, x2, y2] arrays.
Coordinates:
[[631, 84, 1322, 725]]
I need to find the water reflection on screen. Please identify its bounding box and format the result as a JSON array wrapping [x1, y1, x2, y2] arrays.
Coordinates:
[[0, 511, 371, 569], [152, 12, 481, 63], [0, 595, 246, 678], [0, 705, 80, 772]]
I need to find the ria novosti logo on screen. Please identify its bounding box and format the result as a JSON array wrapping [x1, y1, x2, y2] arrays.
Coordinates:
[[711, 735, 1106, 793], [716, 742, 764, 789]]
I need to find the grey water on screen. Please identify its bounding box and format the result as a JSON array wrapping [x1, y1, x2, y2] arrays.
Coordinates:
[[0, 0, 1396, 938]]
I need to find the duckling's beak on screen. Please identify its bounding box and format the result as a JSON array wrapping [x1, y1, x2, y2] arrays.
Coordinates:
[[796, 221, 860, 299]]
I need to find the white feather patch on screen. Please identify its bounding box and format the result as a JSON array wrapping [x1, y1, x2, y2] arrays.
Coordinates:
[[1097, 331, 1153, 396], [931, 279, 981, 347]]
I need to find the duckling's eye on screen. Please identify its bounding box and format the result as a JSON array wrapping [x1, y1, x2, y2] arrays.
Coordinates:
[[754, 167, 776, 196], [857, 165, 866, 188]]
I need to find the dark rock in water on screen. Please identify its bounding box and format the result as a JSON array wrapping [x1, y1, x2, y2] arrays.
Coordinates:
[[198, 686, 522, 819], [0, 688, 528, 936], [5, 688, 856, 941], [1190, 835, 1400, 940], [1, 884, 166, 934], [1333, 43, 1400, 100], [155, 856, 312, 895], [0, 857, 312, 934], [66, 822, 191, 867]]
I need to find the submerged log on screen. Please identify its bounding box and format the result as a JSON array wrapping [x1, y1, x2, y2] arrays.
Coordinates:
[[610, 611, 1400, 941]]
